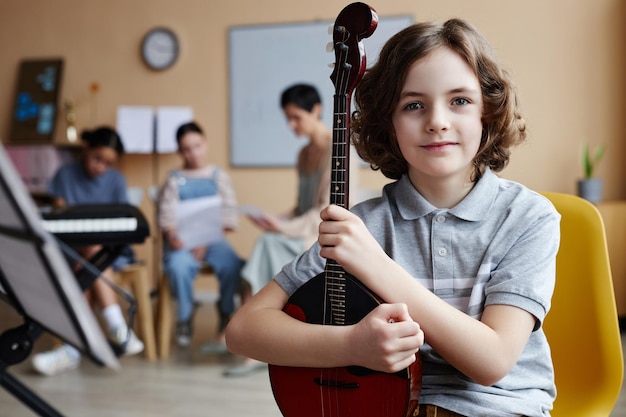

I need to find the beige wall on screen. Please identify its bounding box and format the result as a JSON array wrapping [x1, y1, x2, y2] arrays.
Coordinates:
[[1, 0, 625, 281]]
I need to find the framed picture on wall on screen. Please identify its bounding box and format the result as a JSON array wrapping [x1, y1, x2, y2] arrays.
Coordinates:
[[9, 59, 64, 144]]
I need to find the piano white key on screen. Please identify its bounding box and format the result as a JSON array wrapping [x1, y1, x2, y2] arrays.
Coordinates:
[[41, 217, 138, 233]]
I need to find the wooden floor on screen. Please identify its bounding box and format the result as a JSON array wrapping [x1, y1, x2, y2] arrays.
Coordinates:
[[0, 300, 282, 417], [0, 300, 625, 417]]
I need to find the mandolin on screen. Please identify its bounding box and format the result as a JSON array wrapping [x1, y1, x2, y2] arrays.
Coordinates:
[[268, 3, 421, 417]]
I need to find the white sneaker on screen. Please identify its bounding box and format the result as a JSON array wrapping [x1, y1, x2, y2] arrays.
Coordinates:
[[32, 346, 81, 376], [109, 325, 144, 356]]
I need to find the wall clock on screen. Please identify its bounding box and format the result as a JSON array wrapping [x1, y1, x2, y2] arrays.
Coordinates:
[[141, 27, 179, 71]]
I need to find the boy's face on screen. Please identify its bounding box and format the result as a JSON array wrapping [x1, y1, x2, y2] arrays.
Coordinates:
[[178, 132, 207, 169], [392, 46, 483, 187]]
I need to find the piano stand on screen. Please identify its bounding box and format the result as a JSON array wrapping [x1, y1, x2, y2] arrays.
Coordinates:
[[55, 242, 142, 359], [75, 245, 124, 291], [0, 322, 64, 417]]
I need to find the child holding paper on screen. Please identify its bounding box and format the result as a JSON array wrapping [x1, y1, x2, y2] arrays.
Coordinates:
[[157, 121, 243, 349]]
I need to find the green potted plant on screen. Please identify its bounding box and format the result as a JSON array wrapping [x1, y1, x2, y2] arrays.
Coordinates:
[[577, 143, 606, 203]]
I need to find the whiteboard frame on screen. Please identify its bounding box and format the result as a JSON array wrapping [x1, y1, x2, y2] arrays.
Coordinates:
[[228, 15, 413, 168]]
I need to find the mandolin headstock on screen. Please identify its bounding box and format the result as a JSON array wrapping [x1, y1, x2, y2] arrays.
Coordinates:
[[330, 2, 378, 96]]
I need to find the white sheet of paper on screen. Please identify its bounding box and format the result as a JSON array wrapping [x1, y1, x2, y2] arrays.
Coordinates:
[[175, 195, 223, 249], [116, 106, 154, 153], [156, 106, 194, 154]]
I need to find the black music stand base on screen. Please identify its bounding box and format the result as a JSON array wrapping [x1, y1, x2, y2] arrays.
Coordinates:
[[0, 322, 64, 417]]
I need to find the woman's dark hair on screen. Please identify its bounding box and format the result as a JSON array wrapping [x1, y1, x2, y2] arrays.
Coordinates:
[[352, 19, 526, 181], [280, 83, 321, 112], [81, 127, 125, 155], [176, 121, 204, 145]]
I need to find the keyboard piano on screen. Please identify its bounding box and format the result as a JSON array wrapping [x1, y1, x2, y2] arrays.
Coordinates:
[[40, 204, 150, 290], [41, 204, 150, 246]]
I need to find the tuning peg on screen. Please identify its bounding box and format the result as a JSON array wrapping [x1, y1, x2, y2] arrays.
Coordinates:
[[329, 24, 347, 36], [326, 42, 334, 53], [328, 63, 335, 68]]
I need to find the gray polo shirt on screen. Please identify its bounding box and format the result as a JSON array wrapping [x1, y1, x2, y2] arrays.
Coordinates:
[[275, 168, 560, 417]]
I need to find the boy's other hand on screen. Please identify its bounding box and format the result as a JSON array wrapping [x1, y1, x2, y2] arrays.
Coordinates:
[[346, 303, 422, 374]]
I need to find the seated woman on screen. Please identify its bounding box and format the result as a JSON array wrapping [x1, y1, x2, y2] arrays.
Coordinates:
[[157, 121, 243, 350], [241, 84, 332, 300], [32, 126, 144, 376], [225, 83, 358, 377]]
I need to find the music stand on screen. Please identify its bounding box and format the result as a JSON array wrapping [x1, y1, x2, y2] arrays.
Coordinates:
[[0, 143, 119, 416]]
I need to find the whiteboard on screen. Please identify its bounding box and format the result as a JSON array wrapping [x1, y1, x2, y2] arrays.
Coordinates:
[[229, 15, 413, 167]]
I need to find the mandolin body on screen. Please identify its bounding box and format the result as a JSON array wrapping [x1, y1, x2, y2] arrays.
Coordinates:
[[269, 271, 421, 417]]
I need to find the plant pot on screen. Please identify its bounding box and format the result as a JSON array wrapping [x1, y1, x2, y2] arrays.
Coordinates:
[[577, 178, 603, 203]]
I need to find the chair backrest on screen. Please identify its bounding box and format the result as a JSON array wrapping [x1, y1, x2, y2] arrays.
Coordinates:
[[541, 192, 623, 416]]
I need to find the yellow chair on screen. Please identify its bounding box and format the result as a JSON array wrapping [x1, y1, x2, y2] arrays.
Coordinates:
[[541, 192, 623, 416]]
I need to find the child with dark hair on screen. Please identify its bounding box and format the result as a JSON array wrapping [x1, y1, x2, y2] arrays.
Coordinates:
[[32, 126, 144, 376], [44, 127, 126, 206], [226, 19, 559, 416], [157, 121, 243, 351]]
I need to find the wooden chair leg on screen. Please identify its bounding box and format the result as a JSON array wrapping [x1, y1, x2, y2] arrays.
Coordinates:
[[156, 275, 173, 359], [155, 267, 218, 359], [119, 264, 157, 361]]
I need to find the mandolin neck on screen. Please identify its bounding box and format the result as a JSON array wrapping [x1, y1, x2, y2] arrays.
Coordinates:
[[325, 93, 352, 326], [330, 93, 351, 209]]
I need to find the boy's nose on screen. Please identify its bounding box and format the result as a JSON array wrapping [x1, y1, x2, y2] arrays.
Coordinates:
[[425, 105, 450, 133]]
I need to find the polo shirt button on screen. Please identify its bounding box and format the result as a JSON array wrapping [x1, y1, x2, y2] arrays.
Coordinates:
[[438, 247, 447, 256], [436, 215, 446, 223]]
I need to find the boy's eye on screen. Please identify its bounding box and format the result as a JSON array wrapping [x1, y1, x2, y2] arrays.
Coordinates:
[[403, 102, 423, 111], [452, 97, 470, 106]]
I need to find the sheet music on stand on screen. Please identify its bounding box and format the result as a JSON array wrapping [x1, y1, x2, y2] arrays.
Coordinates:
[[0, 143, 119, 416]]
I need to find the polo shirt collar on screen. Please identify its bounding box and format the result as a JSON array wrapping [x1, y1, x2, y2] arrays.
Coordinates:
[[392, 168, 498, 222]]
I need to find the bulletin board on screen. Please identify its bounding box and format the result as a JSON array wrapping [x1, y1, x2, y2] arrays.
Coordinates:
[[9, 59, 64, 144], [228, 15, 413, 167]]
